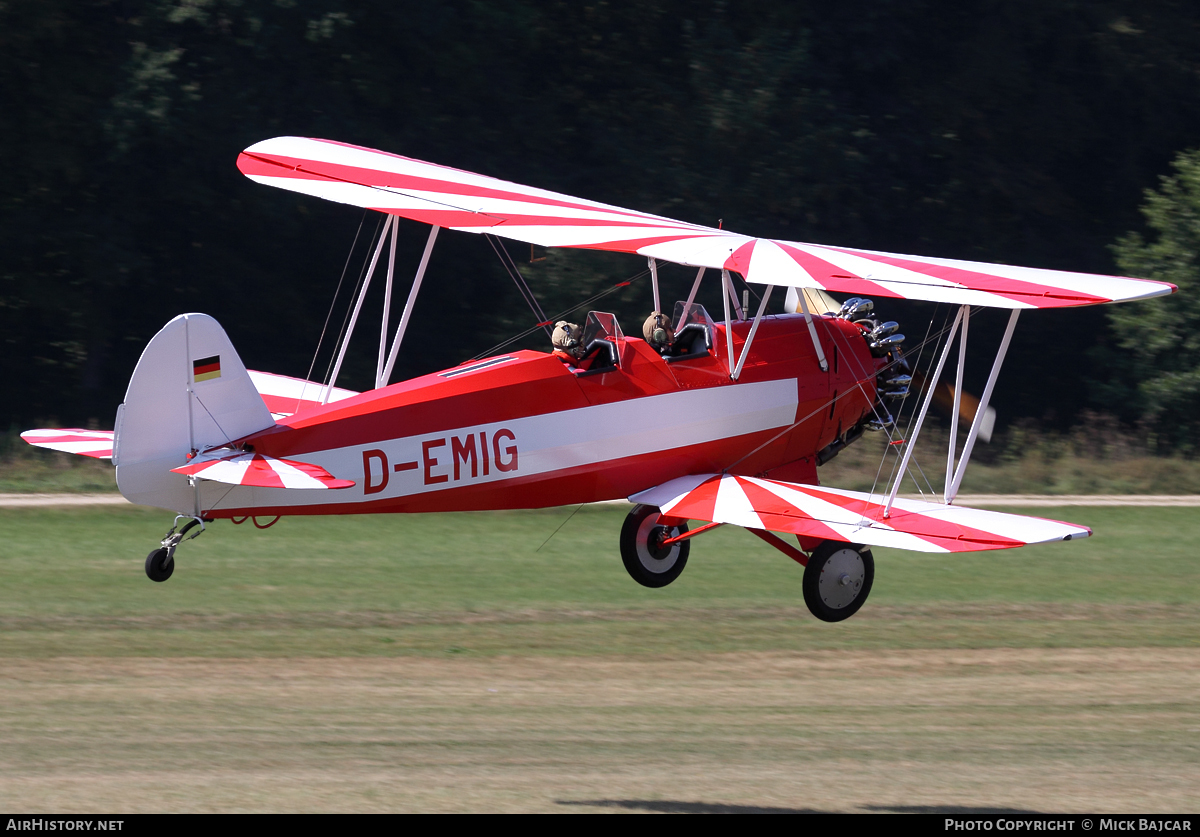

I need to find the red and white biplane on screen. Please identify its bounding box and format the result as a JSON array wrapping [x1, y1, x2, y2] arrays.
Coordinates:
[[24, 137, 1176, 621]]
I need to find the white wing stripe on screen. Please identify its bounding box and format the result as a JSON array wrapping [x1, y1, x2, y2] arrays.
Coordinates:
[[713, 474, 765, 529], [743, 477, 946, 553], [269, 459, 327, 490]]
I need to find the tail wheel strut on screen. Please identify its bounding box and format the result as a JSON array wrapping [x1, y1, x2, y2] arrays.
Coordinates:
[[145, 516, 207, 583]]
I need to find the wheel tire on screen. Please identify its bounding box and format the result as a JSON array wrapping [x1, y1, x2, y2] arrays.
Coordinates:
[[145, 547, 175, 583], [802, 540, 873, 622], [619, 504, 690, 588]]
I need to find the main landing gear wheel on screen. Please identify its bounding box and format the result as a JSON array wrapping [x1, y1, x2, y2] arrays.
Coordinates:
[[145, 547, 175, 582], [620, 503, 690, 588], [802, 540, 874, 622]]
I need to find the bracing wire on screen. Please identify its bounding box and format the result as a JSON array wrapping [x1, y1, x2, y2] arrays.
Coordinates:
[[873, 304, 949, 501], [322, 214, 385, 387], [315, 215, 647, 370], [900, 308, 957, 497], [471, 267, 650, 360], [306, 209, 369, 397], [536, 503, 586, 552], [721, 311, 972, 479], [486, 234, 553, 339], [882, 304, 988, 501]]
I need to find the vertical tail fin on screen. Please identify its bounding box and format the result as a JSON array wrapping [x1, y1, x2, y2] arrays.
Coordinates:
[[115, 313, 275, 512]]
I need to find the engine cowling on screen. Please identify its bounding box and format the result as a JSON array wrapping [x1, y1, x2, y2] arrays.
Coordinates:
[[816, 297, 911, 464]]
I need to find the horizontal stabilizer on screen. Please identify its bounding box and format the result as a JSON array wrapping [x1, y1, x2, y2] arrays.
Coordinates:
[[21, 429, 115, 460], [631, 474, 1090, 553], [239, 136, 1175, 309], [248, 370, 358, 419], [171, 452, 355, 490]]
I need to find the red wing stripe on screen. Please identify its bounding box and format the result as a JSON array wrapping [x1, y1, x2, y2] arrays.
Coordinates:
[[661, 475, 722, 522], [736, 478, 844, 541], [566, 233, 717, 253], [724, 240, 756, 274], [482, 215, 701, 230], [357, 207, 707, 235], [23, 433, 113, 443], [240, 151, 700, 227], [176, 459, 220, 476], [817, 245, 1111, 305], [790, 484, 1025, 547], [771, 242, 899, 299], [248, 455, 287, 489]]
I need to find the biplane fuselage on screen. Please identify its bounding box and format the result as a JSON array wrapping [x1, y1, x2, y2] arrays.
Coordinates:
[[218, 313, 881, 518]]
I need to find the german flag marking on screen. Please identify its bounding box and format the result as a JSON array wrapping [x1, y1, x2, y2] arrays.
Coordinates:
[[193, 355, 221, 382]]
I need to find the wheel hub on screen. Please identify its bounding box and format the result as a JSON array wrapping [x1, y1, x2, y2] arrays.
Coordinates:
[[818, 549, 865, 610], [636, 516, 680, 572], [648, 525, 676, 561]]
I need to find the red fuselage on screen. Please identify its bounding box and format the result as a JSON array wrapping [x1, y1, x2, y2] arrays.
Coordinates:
[[209, 313, 883, 518]]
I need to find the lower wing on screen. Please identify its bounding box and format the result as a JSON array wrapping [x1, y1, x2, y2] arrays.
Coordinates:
[[631, 474, 1090, 553]]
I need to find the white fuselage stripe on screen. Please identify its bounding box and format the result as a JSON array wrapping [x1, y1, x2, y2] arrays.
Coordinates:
[[202, 378, 799, 510]]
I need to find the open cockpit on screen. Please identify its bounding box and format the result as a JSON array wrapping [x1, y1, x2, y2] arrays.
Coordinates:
[[552, 303, 718, 375]]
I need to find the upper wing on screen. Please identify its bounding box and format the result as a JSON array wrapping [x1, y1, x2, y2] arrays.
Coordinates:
[[239, 136, 1175, 310], [21, 429, 114, 460], [247, 370, 358, 420], [631, 474, 1090, 554], [238, 136, 724, 251]]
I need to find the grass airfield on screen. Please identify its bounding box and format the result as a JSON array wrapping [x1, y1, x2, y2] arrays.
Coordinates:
[[1, 503, 1198, 812]]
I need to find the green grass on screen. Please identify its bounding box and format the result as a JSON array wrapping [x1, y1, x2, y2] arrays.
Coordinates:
[[0, 448, 117, 493], [2, 504, 1198, 812], [1, 504, 1197, 657]]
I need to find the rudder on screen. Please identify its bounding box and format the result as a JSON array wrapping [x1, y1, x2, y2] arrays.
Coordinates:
[[114, 314, 275, 513]]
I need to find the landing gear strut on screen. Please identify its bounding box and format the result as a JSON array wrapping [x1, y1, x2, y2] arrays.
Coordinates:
[[620, 504, 690, 588], [145, 515, 207, 582]]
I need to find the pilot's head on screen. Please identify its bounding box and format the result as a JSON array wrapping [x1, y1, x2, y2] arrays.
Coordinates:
[[552, 321, 583, 356], [643, 311, 673, 350]]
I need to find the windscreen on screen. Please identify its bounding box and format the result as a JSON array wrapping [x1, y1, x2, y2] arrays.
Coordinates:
[[672, 301, 715, 333], [582, 311, 624, 347]]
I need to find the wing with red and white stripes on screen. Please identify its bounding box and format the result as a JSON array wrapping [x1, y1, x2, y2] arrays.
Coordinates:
[[247, 370, 358, 420], [171, 452, 355, 489], [238, 136, 1175, 309], [631, 474, 1090, 553], [21, 429, 114, 460]]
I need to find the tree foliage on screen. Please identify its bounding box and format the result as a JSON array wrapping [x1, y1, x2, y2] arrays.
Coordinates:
[[6, 1, 1200, 430], [1108, 149, 1200, 451]]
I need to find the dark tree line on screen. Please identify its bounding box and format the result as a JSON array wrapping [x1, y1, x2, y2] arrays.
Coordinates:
[[5, 0, 1200, 443]]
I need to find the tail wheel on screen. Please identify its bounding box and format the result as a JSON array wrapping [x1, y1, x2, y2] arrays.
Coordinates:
[[620, 504, 689, 588], [802, 540, 874, 622], [145, 547, 175, 583]]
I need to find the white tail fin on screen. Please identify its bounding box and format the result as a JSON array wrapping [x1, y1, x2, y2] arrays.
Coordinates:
[[114, 313, 275, 513]]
